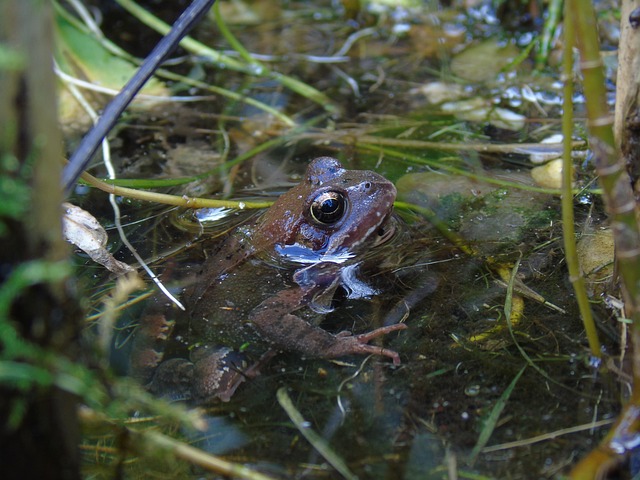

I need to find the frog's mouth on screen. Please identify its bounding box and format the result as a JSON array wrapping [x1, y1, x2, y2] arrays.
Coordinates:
[[371, 213, 398, 248], [334, 206, 399, 255]]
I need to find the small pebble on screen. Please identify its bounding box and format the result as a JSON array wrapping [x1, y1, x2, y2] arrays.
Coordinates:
[[531, 158, 563, 189]]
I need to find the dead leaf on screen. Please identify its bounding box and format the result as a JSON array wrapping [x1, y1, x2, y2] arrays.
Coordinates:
[[62, 202, 134, 275]]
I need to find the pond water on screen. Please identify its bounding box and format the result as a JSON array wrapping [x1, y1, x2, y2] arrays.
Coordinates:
[[65, 0, 623, 478]]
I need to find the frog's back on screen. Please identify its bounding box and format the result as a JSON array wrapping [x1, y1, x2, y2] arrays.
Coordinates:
[[184, 253, 297, 352]]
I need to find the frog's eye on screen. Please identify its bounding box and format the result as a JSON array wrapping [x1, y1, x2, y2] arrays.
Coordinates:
[[310, 190, 347, 225]]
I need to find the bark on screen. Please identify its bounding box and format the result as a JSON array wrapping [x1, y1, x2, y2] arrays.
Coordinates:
[[0, 2, 82, 479], [615, 0, 640, 189]]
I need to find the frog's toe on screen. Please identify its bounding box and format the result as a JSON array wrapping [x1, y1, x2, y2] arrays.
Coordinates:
[[356, 343, 403, 365], [327, 324, 407, 365], [353, 324, 407, 365], [353, 323, 407, 343], [329, 338, 403, 365]]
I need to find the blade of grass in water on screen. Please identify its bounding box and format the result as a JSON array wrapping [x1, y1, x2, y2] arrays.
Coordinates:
[[468, 365, 527, 464], [135, 430, 279, 480], [277, 387, 357, 480]]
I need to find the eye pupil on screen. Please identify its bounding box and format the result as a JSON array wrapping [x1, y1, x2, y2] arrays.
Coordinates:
[[320, 198, 338, 213], [310, 191, 346, 224]]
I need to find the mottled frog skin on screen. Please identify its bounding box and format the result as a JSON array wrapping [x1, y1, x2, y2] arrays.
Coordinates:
[[130, 157, 407, 403]]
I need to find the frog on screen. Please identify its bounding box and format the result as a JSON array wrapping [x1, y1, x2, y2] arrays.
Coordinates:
[[130, 156, 408, 403]]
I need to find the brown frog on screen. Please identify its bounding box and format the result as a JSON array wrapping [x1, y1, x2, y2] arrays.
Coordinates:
[[130, 157, 407, 403]]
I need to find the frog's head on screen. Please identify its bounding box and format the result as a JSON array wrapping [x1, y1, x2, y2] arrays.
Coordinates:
[[259, 157, 397, 260]]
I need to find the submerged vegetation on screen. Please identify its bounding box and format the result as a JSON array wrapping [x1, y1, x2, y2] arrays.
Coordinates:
[[2, 0, 640, 478]]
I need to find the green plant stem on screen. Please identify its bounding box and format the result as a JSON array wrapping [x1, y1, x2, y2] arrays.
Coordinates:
[[570, 0, 640, 325], [212, 1, 260, 68], [114, 0, 340, 114], [536, 0, 562, 69], [80, 171, 272, 210], [569, 0, 640, 476], [560, 7, 601, 357]]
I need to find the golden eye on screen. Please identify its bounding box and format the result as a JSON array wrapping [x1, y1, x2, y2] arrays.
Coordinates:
[[310, 191, 346, 225]]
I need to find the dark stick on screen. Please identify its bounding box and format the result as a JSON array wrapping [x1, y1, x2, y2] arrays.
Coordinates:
[[61, 0, 217, 195]]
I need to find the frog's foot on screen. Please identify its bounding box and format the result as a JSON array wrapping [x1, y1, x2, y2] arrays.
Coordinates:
[[330, 323, 408, 365], [192, 348, 276, 403], [147, 358, 195, 402]]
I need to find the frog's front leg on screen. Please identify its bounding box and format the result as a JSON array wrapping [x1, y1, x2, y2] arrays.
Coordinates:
[[250, 289, 407, 365]]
